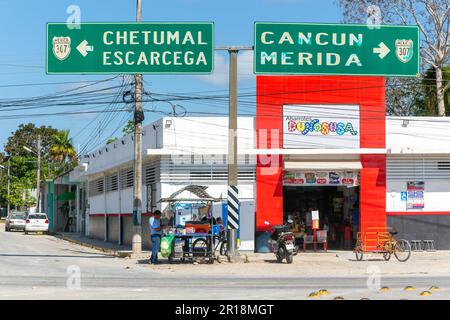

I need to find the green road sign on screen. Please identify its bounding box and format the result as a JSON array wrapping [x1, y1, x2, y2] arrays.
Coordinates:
[[254, 22, 420, 77], [47, 22, 214, 74]]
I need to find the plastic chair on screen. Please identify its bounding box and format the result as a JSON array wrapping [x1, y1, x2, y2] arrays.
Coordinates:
[[316, 230, 328, 252], [303, 235, 316, 252]]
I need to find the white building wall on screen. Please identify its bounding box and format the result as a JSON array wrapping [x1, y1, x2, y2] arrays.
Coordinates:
[[105, 192, 120, 214], [89, 195, 104, 214], [162, 117, 255, 152], [387, 180, 450, 212], [386, 117, 450, 153], [120, 187, 134, 214]]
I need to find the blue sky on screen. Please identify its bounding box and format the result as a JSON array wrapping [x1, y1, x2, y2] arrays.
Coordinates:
[[0, 0, 342, 154]]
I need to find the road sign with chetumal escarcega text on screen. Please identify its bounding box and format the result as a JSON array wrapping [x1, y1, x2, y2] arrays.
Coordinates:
[[46, 22, 214, 74], [254, 22, 420, 77]]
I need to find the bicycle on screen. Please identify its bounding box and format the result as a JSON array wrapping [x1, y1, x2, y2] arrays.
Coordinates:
[[192, 231, 228, 257], [354, 227, 411, 262]]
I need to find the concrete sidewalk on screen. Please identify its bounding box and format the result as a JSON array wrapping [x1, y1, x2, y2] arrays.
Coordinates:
[[54, 232, 450, 278], [55, 232, 150, 258]]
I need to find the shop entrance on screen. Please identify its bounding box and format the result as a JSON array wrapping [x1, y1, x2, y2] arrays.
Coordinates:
[[283, 186, 360, 250]]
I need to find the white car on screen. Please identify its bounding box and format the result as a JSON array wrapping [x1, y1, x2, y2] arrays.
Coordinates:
[[25, 213, 49, 234], [5, 212, 27, 231]]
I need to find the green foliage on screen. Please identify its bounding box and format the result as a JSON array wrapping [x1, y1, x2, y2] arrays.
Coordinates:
[[122, 120, 135, 135], [104, 120, 134, 146], [419, 66, 450, 116], [0, 123, 78, 209], [106, 137, 118, 145]]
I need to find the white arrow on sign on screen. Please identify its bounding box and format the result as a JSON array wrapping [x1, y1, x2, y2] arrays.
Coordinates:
[[76, 40, 94, 57], [373, 42, 390, 59]]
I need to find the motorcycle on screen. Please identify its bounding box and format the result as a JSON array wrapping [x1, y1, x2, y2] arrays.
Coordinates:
[[268, 220, 296, 264]]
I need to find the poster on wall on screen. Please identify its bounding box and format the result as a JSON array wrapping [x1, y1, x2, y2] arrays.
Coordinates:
[[283, 104, 360, 149], [406, 181, 425, 210], [283, 171, 359, 186]]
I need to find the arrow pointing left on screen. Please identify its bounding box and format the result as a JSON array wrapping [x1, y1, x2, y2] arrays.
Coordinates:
[[76, 40, 94, 57]]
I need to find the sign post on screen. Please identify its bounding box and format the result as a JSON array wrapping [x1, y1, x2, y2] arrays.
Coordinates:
[[254, 22, 419, 77], [47, 22, 214, 74]]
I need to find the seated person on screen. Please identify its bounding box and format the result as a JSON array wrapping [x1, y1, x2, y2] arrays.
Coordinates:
[[216, 217, 225, 233]]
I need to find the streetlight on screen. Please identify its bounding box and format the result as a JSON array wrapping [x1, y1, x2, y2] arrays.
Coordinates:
[[23, 134, 41, 213]]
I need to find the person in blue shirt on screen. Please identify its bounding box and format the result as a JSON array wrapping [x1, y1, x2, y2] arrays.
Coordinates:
[[149, 210, 163, 264]]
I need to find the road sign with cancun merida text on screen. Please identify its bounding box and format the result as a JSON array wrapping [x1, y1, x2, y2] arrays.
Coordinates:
[[254, 22, 420, 77], [47, 22, 214, 74]]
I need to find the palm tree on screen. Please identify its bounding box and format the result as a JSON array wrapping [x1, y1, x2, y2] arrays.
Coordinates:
[[49, 130, 77, 163]]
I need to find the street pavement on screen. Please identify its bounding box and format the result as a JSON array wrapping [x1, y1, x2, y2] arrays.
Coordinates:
[[1, 224, 449, 300]]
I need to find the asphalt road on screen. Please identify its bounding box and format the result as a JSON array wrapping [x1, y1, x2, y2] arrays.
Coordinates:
[[1, 224, 449, 300]]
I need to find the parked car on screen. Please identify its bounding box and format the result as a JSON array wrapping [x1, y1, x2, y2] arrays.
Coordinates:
[[24, 213, 49, 234], [5, 212, 27, 232]]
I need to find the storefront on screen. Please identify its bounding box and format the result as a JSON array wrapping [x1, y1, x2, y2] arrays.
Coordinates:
[[283, 169, 360, 250], [255, 75, 387, 251]]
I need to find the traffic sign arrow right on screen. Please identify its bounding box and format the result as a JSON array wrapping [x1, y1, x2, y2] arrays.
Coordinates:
[[373, 42, 390, 59], [76, 40, 94, 57]]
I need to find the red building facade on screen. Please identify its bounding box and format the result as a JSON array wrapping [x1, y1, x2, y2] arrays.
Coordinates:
[[255, 75, 386, 249]]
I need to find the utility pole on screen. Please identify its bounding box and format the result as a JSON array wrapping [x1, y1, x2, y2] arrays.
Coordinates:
[[132, 0, 144, 255], [7, 160, 10, 216], [214, 46, 252, 260], [227, 49, 238, 258], [36, 134, 41, 212], [0, 160, 11, 216]]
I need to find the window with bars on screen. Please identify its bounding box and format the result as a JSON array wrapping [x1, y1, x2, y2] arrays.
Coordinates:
[[438, 161, 450, 171], [144, 165, 158, 185], [387, 156, 450, 180], [105, 173, 119, 192], [120, 168, 134, 189], [89, 178, 104, 197]]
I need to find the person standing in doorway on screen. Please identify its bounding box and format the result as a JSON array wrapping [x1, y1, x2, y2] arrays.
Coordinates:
[[149, 210, 163, 264]]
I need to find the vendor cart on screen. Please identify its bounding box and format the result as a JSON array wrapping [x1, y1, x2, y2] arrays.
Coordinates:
[[158, 185, 223, 264]]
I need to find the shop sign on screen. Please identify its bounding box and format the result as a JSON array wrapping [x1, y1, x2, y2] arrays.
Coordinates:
[[406, 181, 424, 209], [283, 104, 360, 149], [283, 171, 359, 186]]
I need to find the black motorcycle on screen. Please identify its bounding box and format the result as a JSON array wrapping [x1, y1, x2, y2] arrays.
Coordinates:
[[269, 221, 296, 264]]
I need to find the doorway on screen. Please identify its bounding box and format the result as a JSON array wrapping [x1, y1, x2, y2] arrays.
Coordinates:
[[283, 186, 359, 250]]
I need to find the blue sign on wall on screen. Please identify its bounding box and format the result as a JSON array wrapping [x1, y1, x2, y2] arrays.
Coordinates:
[[401, 192, 407, 201]]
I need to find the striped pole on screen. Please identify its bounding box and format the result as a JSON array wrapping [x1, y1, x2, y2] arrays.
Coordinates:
[[227, 186, 239, 230]]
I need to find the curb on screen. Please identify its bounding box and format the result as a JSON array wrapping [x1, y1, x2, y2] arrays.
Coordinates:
[[55, 234, 122, 257]]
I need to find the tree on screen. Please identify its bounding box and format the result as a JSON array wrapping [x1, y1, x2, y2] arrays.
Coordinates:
[[337, 0, 450, 116], [386, 78, 425, 115], [49, 130, 77, 163], [422, 65, 450, 114], [0, 124, 78, 209]]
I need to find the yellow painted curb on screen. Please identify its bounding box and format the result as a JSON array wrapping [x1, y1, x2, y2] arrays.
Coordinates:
[[404, 286, 416, 291], [318, 289, 330, 296], [308, 292, 320, 298], [429, 286, 440, 291], [420, 291, 432, 296], [379, 286, 391, 292]]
